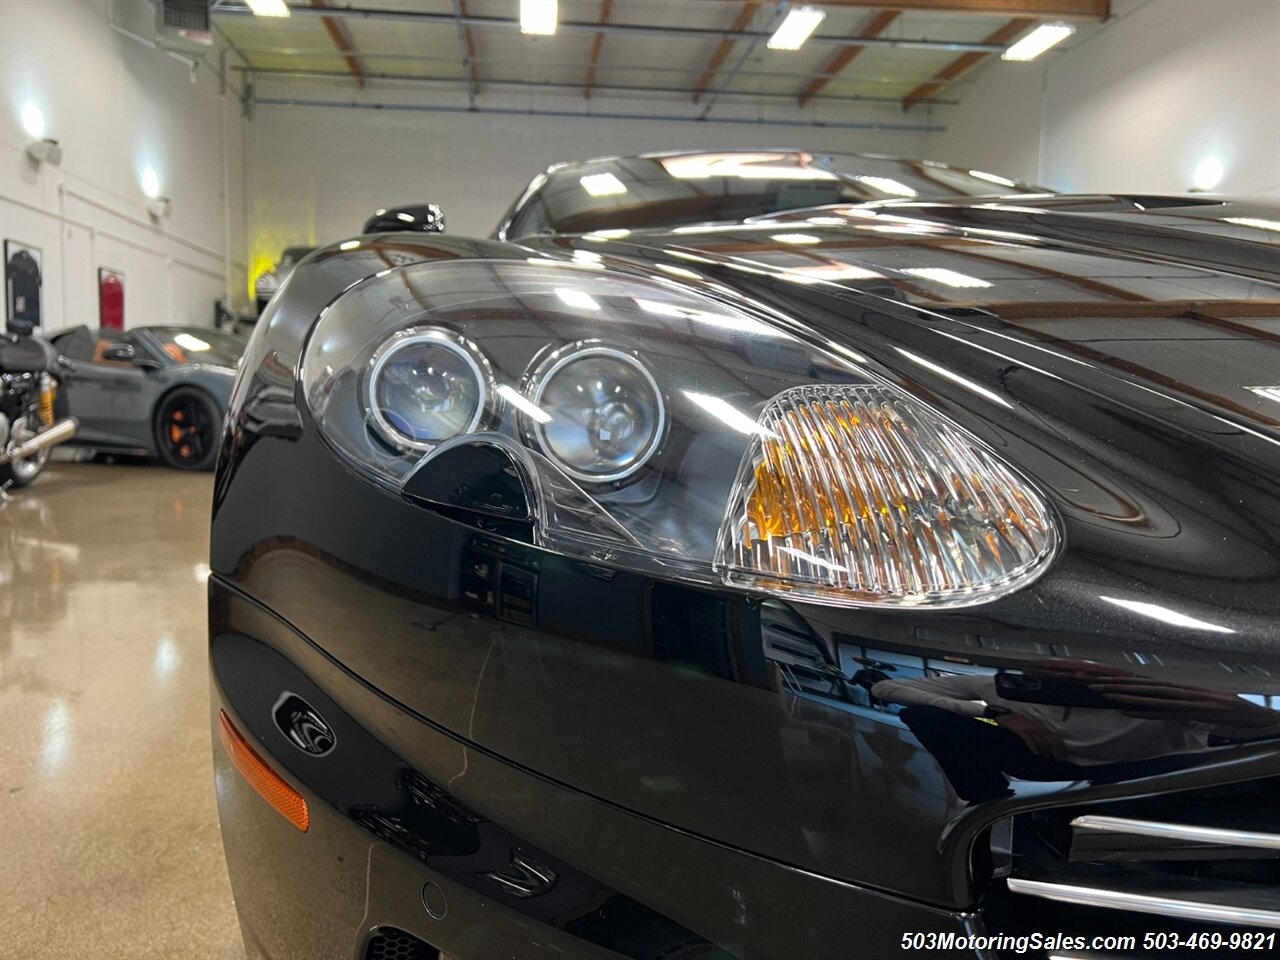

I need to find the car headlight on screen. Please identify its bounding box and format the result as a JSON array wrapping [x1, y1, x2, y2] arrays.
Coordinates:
[[526, 342, 665, 482], [301, 259, 1058, 608]]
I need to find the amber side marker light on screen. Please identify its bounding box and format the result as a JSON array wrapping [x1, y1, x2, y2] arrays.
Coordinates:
[[218, 710, 310, 832]]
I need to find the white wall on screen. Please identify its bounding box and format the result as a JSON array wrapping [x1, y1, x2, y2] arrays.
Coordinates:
[[0, 0, 247, 336], [928, 0, 1280, 198], [244, 83, 937, 275]]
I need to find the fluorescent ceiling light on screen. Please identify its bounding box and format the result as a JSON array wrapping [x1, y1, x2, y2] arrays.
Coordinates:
[[903, 267, 992, 289], [768, 6, 826, 51], [1002, 22, 1074, 61], [246, 0, 291, 17], [520, 0, 558, 36], [579, 172, 627, 196], [856, 175, 918, 198], [772, 233, 821, 245]]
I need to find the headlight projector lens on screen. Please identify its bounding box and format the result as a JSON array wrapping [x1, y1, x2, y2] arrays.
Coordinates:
[[528, 344, 665, 483], [367, 328, 492, 451]]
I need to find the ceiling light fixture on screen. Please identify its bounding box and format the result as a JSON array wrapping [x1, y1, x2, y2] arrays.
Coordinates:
[[245, 0, 291, 16], [1001, 22, 1074, 61], [768, 5, 826, 51], [520, 0, 558, 36]]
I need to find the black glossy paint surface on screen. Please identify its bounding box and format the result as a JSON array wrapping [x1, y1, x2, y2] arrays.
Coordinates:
[[212, 202, 1280, 957]]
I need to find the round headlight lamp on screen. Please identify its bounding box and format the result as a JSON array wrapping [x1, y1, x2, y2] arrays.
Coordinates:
[[526, 343, 665, 483], [366, 327, 493, 452]]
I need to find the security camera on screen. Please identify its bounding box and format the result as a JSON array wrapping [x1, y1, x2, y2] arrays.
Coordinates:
[[25, 139, 63, 166]]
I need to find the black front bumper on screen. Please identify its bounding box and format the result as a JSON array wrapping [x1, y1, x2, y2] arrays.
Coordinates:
[[211, 578, 985, 960]]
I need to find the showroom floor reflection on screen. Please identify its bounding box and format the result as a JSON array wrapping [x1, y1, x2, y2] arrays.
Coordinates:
[[0, 463, 243, 959]]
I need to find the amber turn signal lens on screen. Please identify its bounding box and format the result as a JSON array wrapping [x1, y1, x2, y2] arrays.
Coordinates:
[[715, 384, 1057, 607], [218, 710, 310, 832]]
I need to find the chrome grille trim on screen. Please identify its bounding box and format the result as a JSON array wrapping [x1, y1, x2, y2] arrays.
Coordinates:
[[1071, 815, 1280, 851], [1006, 877, 1280, 928]]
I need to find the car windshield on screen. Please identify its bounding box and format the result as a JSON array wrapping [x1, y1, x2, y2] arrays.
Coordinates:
[[505, 152, 1048, 238], [148, 328, 245, 366]]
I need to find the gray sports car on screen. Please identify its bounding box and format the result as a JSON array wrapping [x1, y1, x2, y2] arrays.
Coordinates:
[[51, 325, 242, 470]]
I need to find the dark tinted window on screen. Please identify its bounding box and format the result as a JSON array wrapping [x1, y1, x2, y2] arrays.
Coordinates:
[[508, 152, 1046, 238]]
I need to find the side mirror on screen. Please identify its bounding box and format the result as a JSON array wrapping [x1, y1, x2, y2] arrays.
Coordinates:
[[101, 342, 136, 362], [362, 204, 445, 235], [102, 342, 160, 369]]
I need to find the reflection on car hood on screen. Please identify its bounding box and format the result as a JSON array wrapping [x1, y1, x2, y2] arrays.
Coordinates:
[[560, 196, 1280, 445]]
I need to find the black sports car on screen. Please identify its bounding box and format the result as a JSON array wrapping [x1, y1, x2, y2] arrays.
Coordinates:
[[53, 325, 243, 470], [210, 151, 1280, 960]]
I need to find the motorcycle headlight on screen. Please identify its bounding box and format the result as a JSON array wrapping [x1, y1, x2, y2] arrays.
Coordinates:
[[302, 259, 1058, 607]]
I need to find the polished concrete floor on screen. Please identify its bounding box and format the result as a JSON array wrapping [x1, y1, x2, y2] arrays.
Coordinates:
[[1, 463, 244, 959]]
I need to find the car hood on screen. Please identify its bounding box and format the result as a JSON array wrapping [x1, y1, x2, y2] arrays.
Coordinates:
[[531, 196, 1280, 650], [554, 196, 1280, 444]]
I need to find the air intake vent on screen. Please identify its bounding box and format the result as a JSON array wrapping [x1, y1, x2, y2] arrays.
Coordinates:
[[998, 777, 1280, 930], [160, 0, 208, 30], [364, 927, 437, 960]]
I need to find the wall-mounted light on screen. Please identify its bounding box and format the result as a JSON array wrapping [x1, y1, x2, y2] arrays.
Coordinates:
[[1191, 156, 1224, 192], [21, 102, 46, 138], [141, 166, 162, 199], [20, 102, 62, 165], [1002, 22, 1075, 61], [520, 0, 557, 36], [25, 139, 63, 166], [768, 6, 826, 51], [147, 197, 172, 220]]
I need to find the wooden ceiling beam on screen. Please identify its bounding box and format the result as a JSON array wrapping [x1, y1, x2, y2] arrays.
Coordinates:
[[692, 1, 764, 105], [310, 0, 366, 89], [460, 0, 480, 97], [798, 9, 899, 106], [793, 0, 1107, 19], [583, 0, 614, 100], [902, 17, 1033, 110]]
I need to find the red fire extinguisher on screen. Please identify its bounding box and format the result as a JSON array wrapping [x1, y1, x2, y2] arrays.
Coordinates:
[[99, 269, 124, 330]]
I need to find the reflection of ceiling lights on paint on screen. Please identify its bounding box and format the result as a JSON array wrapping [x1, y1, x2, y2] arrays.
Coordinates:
[[1224, 217, 1280, 232], [21, 102, 45, 138], [580, 172, 627, 196], [1002, 23, 1075, 61], [1192, 157, 1224, 192], [968, 169, 1018, 188], [141, 167, 161, 199], [855, 175, 918, 198], [902, 267, 992, 289]]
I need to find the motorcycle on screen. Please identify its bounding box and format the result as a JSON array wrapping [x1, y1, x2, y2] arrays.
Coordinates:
[[0, 331, 78, 492]]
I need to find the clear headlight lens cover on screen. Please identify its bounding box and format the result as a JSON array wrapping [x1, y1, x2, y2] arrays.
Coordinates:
[[302, 259, 1058, 607]]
